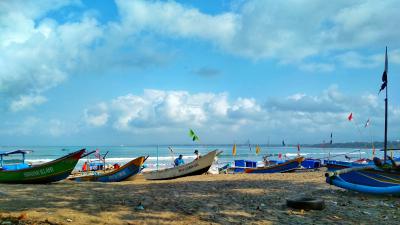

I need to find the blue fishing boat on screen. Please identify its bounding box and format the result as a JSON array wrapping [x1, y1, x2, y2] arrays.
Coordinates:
[[245, 157, 304, 173], [326, 47, 400, 195], [326, 166, 400, 195], [69, 156, 146, 182]]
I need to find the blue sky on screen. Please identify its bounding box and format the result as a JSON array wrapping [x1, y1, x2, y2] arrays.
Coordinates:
[[1, 0, 400, 146]]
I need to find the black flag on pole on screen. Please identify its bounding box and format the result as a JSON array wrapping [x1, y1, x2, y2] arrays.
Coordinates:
[[379, 47, 388, 94]]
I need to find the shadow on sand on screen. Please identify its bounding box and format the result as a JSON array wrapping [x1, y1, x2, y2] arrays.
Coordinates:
[[0, 173, 399, 224]]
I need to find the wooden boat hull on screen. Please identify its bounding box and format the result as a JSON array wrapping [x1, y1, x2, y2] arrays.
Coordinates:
[[245, 157, 304, 174], [326, 168, 400, 195], [0, 149, 85, 184], [70, 156, 145, 182], [143, 150, 218, 180]]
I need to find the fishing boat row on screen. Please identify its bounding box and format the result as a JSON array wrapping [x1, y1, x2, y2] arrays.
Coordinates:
[[0, 146, 314, 184], [0, 149, 147, 184]]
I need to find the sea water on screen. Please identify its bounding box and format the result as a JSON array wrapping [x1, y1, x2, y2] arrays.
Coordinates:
[[0, 145, 382, 171]]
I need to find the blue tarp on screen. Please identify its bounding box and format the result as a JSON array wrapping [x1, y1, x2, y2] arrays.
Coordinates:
[[1, 163, 30, 171], [234, 160, 257, 173]]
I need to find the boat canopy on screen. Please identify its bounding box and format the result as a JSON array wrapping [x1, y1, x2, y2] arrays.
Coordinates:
[[0, 150, 33, 167], [0, 150, 33, 156]]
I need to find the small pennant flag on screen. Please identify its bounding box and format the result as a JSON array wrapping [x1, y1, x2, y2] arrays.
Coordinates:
[[364, 118, 370, 128], [347, 113, 353, 121], [379, 47, 388, 94], [256, 145, 261, 155], [189, 129, 200, 142], [232, 144, 237, 156], [282, 140, 285, 146]]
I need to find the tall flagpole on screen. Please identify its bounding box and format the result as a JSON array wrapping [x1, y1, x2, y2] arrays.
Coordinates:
[[384, 46, 388, 163]]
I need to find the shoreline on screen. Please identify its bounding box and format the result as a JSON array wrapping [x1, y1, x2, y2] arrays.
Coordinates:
[[1, 170, 399, 224]]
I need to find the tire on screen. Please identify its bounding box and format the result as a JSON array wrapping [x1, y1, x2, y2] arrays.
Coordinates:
[[286, 197, 325, 210]]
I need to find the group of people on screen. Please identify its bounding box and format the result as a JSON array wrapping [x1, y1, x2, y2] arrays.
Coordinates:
[[174, 150, 201, 166], [81, 161, 120, 172]]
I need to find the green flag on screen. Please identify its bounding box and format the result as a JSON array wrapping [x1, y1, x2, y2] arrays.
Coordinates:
[[189, 129, 200, 142]]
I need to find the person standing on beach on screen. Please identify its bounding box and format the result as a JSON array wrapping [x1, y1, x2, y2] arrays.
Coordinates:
[[194, 150, 201, 160]]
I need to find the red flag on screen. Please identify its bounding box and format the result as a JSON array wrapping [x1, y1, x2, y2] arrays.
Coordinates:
[[347, 113, 353, 121]]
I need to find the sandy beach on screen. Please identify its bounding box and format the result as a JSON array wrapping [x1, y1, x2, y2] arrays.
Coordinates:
[[0, 170, 399, 225]]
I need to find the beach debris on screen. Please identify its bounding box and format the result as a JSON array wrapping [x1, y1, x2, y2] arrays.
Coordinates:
[[328, 215, 342, 220], [382, 215, 389, 220], [135, 202, 144, 211], [286, 209, 305, 216], [66, 218, 73, 222], [17, 213, 27, 220], [329, 201, 338, 205], [286, 197, 325, 210], [256, 203, 266, 211]]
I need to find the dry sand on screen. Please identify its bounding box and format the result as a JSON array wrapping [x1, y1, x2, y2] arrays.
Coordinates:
[[0, 170, 399, 225]]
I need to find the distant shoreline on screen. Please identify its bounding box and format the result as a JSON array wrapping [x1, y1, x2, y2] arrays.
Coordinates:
[[1, 141, 398, 149]]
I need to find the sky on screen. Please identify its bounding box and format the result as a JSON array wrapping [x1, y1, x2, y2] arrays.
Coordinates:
[[1, 0, 400, 146]]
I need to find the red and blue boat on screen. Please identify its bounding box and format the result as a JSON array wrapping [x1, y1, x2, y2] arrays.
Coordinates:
[[69, 156, 146, 182]]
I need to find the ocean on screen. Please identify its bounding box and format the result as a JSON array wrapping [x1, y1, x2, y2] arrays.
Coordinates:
[[0, 145, 382, 171]]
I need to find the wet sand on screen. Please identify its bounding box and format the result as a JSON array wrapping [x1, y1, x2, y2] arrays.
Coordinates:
[[0, 170, 399, 225]]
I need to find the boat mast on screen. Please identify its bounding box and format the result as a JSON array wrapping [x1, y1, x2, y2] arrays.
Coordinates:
[[384, 46, 388, 163]]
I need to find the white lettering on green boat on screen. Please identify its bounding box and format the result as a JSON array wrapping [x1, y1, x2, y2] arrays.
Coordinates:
[[23, 167, 55, 178]]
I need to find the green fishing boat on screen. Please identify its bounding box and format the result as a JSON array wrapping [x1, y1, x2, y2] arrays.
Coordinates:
[[0, 149, 85, 184]]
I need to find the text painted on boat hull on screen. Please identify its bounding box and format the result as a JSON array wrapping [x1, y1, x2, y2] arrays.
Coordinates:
[[23, 167, 55, 178]]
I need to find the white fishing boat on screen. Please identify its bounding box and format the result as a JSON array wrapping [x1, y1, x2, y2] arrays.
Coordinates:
[[143, 150, 218, 180]]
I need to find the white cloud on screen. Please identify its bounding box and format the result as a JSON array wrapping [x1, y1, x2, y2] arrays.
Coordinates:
[[2, 0, 400, 114], [47, 119, 72, 137], [116, 0, 238, 44], [299, 63, 335, 72], [84, 89, 264, 133], [81, 86, 393, 143], [0, 2, 103, 111], [0, 116, 77, 137], [0, 117, 40, 135], [114, 0, 400, 67], [10, 95, 47, 112], [83, 103, 109, 127]]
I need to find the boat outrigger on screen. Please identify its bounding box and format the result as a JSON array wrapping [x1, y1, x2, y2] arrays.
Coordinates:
[[0, 149, 85, 184], [143, 150, 218, 180]]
